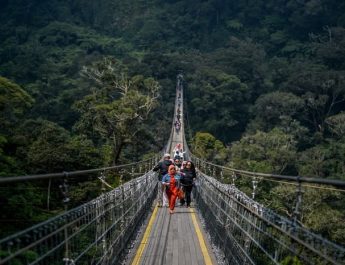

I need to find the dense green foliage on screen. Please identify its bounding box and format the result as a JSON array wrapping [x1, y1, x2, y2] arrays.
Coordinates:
[[0, 0, 344, 246]]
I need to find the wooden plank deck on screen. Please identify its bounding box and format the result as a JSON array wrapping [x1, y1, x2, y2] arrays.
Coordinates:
[[127, 204, 217, 265]]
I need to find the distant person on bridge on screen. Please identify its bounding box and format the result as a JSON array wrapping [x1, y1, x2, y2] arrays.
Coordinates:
[[162, 165, 181, 214], [174, 157, 182, 170], [173, 144, 185, 160], [180, 161, 196, 208], [153, 153, 173, 207], [175, 143, 182, 152], [174, 120, 180, 132]]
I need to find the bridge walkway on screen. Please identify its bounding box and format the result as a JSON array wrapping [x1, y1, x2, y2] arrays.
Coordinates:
[[127, 204, 217, 265], [126, 74, 216, 265]]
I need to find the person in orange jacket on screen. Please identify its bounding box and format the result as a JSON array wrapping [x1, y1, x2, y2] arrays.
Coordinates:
[[162, 165, 181, 214]]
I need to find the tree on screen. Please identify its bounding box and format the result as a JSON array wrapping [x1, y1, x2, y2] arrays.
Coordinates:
[[297, 137, 345, 181], [188, 68, 249, 142], [325, 112, 345, 138], [192, 132, 227, 163], [285, 67, 345, 136], [0, 135, 18, 177], [0, 76, 34, 133], [27, 121, 72, 173], [311, 27, 345, 70], [74, 58, 159, 165], [248, 91, 304, 131], [0, 76, 34, 176], [19, 120, 101, 173], [230, 128, 297, 174]]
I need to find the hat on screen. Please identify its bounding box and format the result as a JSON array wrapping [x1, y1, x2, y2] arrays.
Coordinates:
[[164, 153, 171, 158]]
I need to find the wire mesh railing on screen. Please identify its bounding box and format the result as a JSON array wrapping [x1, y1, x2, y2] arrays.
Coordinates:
[[0, 170, 158, 265], [194, 171, 345, 265], [0, 155, 160, 237]]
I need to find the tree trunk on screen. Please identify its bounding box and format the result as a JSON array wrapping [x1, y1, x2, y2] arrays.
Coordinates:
[[112, 140, 124, 166]]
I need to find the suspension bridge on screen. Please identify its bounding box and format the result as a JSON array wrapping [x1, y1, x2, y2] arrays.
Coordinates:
[[0, 75, 345, 265]]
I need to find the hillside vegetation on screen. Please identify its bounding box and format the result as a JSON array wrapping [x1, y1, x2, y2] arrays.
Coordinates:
[[0, 0, 344, 245]]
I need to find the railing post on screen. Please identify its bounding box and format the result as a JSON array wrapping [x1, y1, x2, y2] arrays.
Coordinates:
[[59, 175, 73, 265], [252, 177, 258, 199], [99, 172, 107, 262], [47, 177, 52, 210], [244, 237, 251, 265], [120, 185, 125, 250], [293, 176, 303, 225], [231, 171, 237, 186]]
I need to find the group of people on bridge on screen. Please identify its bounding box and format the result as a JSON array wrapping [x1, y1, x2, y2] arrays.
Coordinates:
[[176, 107, 181, 116], [174, 119, 181, 133], [153, 74, 193, 214], [153, 145, 196, 214], [175, 74, 183, 133]]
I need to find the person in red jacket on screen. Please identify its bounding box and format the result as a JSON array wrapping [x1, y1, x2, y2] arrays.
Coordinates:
[[162, 165, 181, 214]]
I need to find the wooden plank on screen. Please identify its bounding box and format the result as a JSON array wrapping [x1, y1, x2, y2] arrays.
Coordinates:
[[139, 207, 161, 265], [178, 207, 193, 265], [188, 210, 207, 265], [183, 209, 198, 265], [129, 205, 160, 265], [131, 204, 217, 265], [145, 207, 168, 265], [172, 210, 179, 265], [164, 211, 173, 265], [191, 208, 217, 264], [155, 207, 171, 265], [177, 209, 184, 265]]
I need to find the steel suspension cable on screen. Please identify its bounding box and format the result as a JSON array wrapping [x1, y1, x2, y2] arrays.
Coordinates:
[[0, 155, 160, 184], [190, 154, 345, 189]]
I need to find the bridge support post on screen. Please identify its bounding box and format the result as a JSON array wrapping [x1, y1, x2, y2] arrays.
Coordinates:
[[120, 185, 125, 251], [100, 172, 108, 263], [292, 176, 303, 225], [231, 172, 237, 186], [59, 175, 73, 265], [251, 177, 258, 199]]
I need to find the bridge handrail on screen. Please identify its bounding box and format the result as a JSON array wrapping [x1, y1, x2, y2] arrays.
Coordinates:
[[0, 154, 161, 184], [195, 171, 345, 265], [0, 170, 158, 264], [190, 153, 345, 189]]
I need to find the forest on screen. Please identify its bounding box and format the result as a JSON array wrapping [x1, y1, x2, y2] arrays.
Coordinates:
[[0, 0, 345, 247]]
